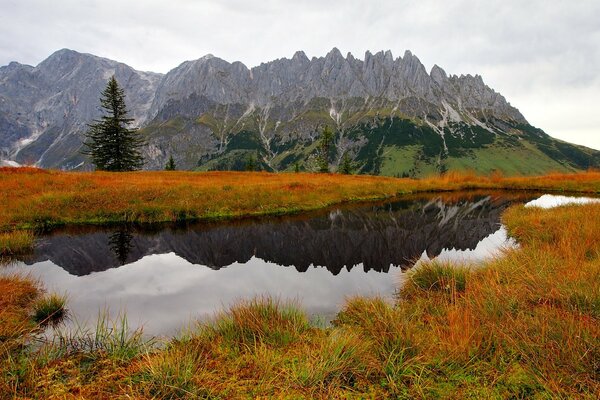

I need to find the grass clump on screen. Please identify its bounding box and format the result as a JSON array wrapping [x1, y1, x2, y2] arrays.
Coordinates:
[[0, 230, 34, 256], [32, 293, 67, 326], [289, 329, 374, 389], [51, 312, 148, 362], [136, 341, 215, 399], [401, 260, 470, 298], [0, 275, 38, 341], [208, 297, 310, 349]]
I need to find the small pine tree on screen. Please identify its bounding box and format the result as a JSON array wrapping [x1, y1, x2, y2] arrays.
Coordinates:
[[339, 152, 353, 174], [318, 125, 334, 173], [165, 155, 176, 171], [82, 76, 144, 171], [294, 161, 300, 173], [245, 153, 257, 171]]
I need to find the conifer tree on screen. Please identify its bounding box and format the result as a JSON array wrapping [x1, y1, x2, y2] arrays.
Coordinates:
[[82, 76, 144, 171], [318, 125, 334, 173], [165, 155, 176, 171], [245, 153, 257, 171], [339, 152, 353, 174]]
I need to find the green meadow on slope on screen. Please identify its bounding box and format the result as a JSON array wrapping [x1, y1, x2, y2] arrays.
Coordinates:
[[140, 113, 599, 177]]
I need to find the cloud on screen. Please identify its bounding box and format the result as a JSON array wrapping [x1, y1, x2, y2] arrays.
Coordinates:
[[1, 0, 598, 148]]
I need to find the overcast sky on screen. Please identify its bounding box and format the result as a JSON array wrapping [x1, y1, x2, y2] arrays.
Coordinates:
[[1, 0, 599, 149]]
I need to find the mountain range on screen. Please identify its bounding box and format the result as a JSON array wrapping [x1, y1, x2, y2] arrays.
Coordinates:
[[1, 48, 598, 175]]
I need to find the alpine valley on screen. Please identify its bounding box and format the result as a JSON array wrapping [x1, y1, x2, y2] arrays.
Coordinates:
[[1, 48, 598, 176]]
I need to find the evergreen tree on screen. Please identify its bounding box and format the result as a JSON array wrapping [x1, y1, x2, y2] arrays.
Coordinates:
[[318, 125, 334, 173], [339, 152, 354, 174], [245, 153, 257, 171], [165, 155, 176, 171], [82, 76, 144, 171], [294, 161, 300, 173]]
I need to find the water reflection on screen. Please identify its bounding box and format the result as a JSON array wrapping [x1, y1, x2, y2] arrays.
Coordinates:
[[23, 193, 525, 276], [108, 227, 135, 266], [6, 192, 539, 335]]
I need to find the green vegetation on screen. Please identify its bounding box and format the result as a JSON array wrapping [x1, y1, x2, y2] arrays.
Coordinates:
[[82, 76, 144, 172], [401, 261, 469, 297], [32, 294, 67, 326], [164, 155, 176, 171], [184, 112, 599, 177], [0, 230, 34, 257], [318, 125, 335, 173], [338, 152, 354, 174]]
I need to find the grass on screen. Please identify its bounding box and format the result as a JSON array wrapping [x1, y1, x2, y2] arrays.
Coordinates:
[[1, 167, 600, 245], [401, 261, 470, 298], [0, 169, 599, 397], [0, 230, 34, 257], [445, 139, 579, 176], [32, 293, 67, 326], [207, 297, 311, 349]]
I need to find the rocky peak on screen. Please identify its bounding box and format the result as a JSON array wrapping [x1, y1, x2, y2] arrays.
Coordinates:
[[325, 47, 344, 60], [430, 64, 448, 85], [291, 50, 309, 64]]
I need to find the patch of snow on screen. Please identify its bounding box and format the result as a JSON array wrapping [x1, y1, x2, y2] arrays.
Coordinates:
[[424, 110, 448, 153], [13, 128, 45, 157], [442, 101, 462, 123], [0, 159, 21, 167], [329, 107, 342, 125], [525, 195, 600, 209], [466, 111, 496, 134], [18, 138, 35, 147]]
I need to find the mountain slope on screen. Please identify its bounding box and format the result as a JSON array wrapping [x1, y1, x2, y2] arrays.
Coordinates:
[[0, 49, 162, 169], [0, 48, 598, 175]]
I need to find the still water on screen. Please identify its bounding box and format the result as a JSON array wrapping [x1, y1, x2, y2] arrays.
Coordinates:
[[5, 192, 597, 335]]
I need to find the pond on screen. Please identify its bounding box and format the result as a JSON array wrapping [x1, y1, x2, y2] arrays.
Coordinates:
[[4, 192, 598, 336]]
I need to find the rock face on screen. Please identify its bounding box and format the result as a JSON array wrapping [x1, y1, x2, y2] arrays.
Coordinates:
[[0, 48, 598, 174]]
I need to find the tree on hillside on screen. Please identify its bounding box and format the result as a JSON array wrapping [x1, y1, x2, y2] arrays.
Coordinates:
[[318, 125, 334, 173], [165, 155, 176, 171], [338, 152, 354, 174], [82, 76, 144, 171], [245, 153, 257, 171]]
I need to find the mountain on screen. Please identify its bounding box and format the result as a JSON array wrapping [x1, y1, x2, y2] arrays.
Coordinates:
[[0, 49, 161, 168], [1, 48, 598, 175]]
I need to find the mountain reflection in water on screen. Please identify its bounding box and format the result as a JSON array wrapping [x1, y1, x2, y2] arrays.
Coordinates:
[[24, 193, 527, 276], [5, 192, 538, 335]]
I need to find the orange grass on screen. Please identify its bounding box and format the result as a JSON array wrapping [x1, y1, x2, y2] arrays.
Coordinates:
[[1, 168, 600, 234], [0, 275, 38, 341]]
